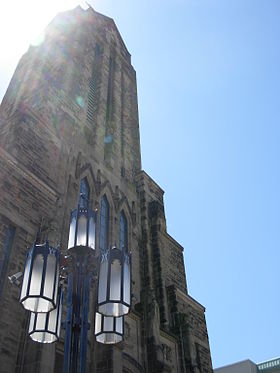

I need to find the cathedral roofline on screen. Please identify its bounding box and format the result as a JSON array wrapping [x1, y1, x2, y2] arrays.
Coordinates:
[[164, 231, 184, 252], [49, 5, 132, 60], [136, 170, 165, 195], [85, 5, 131, 58], [176, 288, 206, 312]]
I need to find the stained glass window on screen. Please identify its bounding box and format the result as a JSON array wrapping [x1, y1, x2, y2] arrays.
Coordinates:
[[79, 178, 90, 209]]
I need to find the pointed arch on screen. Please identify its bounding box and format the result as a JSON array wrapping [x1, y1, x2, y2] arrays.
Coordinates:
[[118, 198, 132, 252], [75, 152, 99, 199], [79, 163, 98, 197], [99, 179, 116, 209], [118, 195, 134, 226], [79, 168, 98, 207]]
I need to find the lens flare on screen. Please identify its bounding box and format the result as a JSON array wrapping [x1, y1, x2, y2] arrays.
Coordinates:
[[76, 96, 85, 108], [104, 135, 113, 144]]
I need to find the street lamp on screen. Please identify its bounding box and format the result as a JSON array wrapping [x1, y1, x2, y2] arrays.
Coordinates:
[[97, 246, 131, 317], [28, 287, 63, 343], [20, 241, 60, 313], [95, 312, 124, 344], [67, 202, 96, 250], [15, 198, 132, 373]]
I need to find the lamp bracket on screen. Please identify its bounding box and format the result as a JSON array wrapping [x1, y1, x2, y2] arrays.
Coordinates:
[[8, 272, 23, 287]]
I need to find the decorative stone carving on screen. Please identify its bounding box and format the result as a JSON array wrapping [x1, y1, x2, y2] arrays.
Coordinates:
[[114, 185, 120, 203], [125, 321, 131, 340], [160, 344, 172, 362], [95, 172, 101, 197], [124, 321, 133, 351], [75, 152, 82, 178]]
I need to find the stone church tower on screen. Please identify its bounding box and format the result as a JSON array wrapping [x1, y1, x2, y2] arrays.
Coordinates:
[[0, 6, 213, 373]]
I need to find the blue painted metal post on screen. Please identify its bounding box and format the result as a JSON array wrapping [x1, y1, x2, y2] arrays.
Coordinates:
[[63, 254, 92, 373], [80, 268, 90, 373], [63, 273, 73, 373], [71, 256, 82, 373]]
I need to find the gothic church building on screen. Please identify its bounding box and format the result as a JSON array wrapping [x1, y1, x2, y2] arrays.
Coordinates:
[[0, 6, 213, 373]]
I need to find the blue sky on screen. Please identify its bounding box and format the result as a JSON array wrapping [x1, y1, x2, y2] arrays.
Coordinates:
[[0, 0, 279, 368]]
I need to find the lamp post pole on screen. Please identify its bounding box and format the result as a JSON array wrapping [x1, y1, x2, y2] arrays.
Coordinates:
[[63, 248, 96, 373]]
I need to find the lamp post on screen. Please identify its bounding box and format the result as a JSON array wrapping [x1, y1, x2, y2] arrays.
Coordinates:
[[16, 198, 132, 373]]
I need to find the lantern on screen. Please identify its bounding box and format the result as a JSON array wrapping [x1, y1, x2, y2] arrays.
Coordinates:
[[29, 288, 63, 343], [97, 247, 131, 317], [67, 204, 97, 251], [20, 241, 60, 313], [94, 312, 123, 344]]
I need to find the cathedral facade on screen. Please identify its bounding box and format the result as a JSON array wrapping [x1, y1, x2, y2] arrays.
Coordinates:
[[0, 6, 213, 373]]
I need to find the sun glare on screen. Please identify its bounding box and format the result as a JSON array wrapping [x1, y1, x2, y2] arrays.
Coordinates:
[[0, 0, 88, 61]]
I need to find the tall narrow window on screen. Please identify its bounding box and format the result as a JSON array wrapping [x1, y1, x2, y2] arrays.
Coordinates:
[[86, 78, 96, 125], [120, 70, 125, 157], [79, 178, 90, 209], [86, 43, 102, 126], [0, 226, 15, 299], [120, 211, 128, 251], [106, 56, 115, 122], [99, 195, 109, 251]]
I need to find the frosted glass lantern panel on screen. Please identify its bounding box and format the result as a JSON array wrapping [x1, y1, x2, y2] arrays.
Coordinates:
[[120, 304, 129, 315], [104, 316, 113, 331], [96, 333, 122, 344], [29, 254, 44, 296], [76, 215, 87, 246], [68, 216, 76, 249], [30, 330, 56, 343], [100, 303, 122, 317], [37, 313, 47, 330], [116, 317, 123, 334], [123, 260, 131, 304], [43, 255, 56, 299], [57, 297, 62, 337], [29, 313, 35, 333], [98, 260, 108, 303], [95, 312, 102, 334], [88, 217, 96, 249], [29, 292, 62, 344], [109, 259, 121, 301], [25, 297, 53, 313], [48, 307, 57, 332]]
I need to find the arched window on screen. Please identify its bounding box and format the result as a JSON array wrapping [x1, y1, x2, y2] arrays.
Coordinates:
[[79, 178, 90, 208], [120, 211, 128, 251], [99, 195, 109, 251]]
